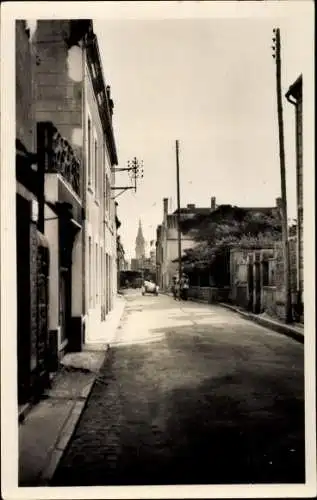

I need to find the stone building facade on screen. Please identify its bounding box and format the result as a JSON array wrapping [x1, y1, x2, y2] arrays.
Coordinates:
[[33, 20, 119, 358], [16, 21, 50, 404], [33, 20, 86, 363], [286, 75, 303, 321], [156, 197, 217, 290], [83, 24, 118, 344]]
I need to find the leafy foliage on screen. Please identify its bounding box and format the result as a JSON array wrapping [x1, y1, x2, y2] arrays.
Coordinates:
[[178, 205, 282, 270]]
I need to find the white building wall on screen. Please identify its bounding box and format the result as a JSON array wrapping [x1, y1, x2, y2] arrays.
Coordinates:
[[159, 222, 196, 290], [83, 57, 117, 345]]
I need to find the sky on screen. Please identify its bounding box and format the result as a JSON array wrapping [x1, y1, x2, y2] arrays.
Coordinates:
[[93, 4, 312, 261]]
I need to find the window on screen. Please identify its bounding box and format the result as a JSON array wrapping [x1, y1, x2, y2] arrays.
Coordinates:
[[88, 237, 92, 308], [100, 247, 103, 316], [106, 253, 109, 314], [105, 175, 109, 214], [91, 63, 97, 80], [95, 243, 98, 303], [108, 179, 111, 214], [87, 117, 92, 186], [109, 256, 112, 311], [100, 146, 104, 203], [94, 139, 98, 196], [105, 174, 111, 215]]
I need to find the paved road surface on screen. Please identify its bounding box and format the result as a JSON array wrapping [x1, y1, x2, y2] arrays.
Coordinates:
[[52, 292, 305, 486]]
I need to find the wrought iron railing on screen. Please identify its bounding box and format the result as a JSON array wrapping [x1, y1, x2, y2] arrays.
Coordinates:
[[37, 122, 81, 197]]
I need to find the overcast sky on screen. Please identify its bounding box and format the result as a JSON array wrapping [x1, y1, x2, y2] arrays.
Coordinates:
[[94, 5, 311, 260]]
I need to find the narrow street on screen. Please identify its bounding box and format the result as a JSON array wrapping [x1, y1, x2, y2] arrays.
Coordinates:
[[52, 292, 305, 486]]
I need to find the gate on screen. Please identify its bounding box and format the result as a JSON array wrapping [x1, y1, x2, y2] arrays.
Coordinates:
[[254, 252, 261, 314], [17, 193, 50, 404], [17, 194, 32, 404], [247, 254, 254, 312], [35, 235, 50, 397]]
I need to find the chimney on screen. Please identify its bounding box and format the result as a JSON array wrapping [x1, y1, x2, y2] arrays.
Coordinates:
[[163, 198, 169, 217], [276, 197, 282, 209], [187, 204, 195, 210], [211, 196, 216, 210]]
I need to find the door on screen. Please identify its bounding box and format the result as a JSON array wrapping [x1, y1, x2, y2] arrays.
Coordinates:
[[247, 258, 254, 312], [59, 269, 71, 347], [16, 194, 32, 404], [35, 242, 50, 396], [254, 259, 261, 314]]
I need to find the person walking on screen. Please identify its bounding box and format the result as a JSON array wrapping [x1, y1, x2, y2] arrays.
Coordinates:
[[172, 276, 178, 300], [180, 275, 189, 301]]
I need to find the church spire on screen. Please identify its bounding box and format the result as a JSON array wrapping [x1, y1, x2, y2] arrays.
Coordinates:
[[135, 219, 145, 259]]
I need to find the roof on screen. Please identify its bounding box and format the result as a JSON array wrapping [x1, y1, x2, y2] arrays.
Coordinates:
[[172, 204, 277, 216], [85, 25, 118, 165], [286, 74, 303, 100], [239, 206, 277, 214], [173, 207, 214, 215], [178, 204, 277, 222]]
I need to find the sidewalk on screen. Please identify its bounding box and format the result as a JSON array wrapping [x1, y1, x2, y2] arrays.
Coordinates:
[[18, 294, 126, 486], [219, 302, 304, 343]]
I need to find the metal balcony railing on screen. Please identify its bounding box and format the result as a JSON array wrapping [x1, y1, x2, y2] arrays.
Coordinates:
[[37, 122, 81, 197]]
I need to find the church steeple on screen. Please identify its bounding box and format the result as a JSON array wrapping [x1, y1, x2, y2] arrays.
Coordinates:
[[135, 219, 145, 259]]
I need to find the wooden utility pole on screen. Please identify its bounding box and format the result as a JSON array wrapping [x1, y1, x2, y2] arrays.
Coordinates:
[[176, 140, 182, 287], [272, 28, 293, 323]]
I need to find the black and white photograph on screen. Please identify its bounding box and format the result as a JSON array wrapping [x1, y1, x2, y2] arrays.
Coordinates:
[[1, 1, 315, 499]]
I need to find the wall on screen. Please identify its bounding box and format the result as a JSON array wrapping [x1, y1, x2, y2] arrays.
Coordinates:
[[188, 286, 231, 304], [262, 286, 278, 317], [159, 215, 196, 290], [44, 200, 60, 364], [230, 249, 249, 308], [16, 23, 38, 401], [296, 93, 304, 307], [274, 239, 299, 321], [84, 53, 117, 344], [16, 21, 36, 154], [34, 21, 88, 356], [29, 221, 38, 372], [289, 237, 298, 295], [34, 21, 84, 168]]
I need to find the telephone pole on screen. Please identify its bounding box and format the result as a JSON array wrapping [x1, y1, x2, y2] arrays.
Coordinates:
[[272, 28, 293, 323], [176, 140, 182, 285]]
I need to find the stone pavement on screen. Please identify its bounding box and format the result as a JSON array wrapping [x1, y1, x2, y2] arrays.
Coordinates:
[[18, 294, 126, 486], [52, 293, 305, 486]]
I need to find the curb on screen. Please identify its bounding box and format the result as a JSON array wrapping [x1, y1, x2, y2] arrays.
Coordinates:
[[39, 355, 108, 485], [219, 302, 304, 344], [18, 403, 33, 424]]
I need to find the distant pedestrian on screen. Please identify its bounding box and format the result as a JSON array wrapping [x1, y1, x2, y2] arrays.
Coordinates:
[[180, 275, 189, 301], [172, 276, 178, 300]]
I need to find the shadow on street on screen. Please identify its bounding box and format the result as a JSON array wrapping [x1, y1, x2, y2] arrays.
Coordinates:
[[52, 296, 305, 486]]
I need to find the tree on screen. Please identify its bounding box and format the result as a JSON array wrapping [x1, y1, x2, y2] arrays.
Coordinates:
[[180, 205, 282, 246], [176, 205, 282, 283]]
